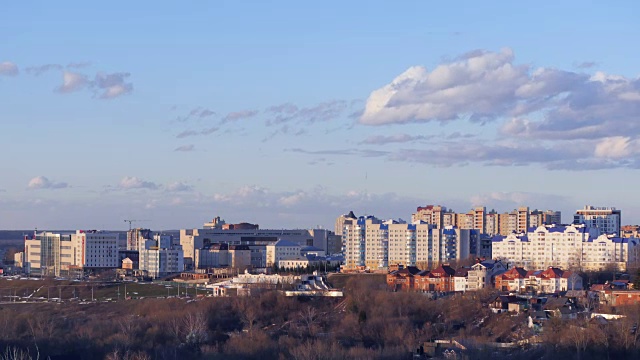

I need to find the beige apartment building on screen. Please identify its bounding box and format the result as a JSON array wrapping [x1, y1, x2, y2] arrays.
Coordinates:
[[412, 205, 561, 236]]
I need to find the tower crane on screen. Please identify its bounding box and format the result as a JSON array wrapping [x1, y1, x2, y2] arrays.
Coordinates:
[[123, 219, 149, 231]]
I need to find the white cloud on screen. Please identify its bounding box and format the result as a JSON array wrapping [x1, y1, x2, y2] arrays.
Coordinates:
[[93, 72, 133, 99], [166, 182, 193, 192], [360, 48, 638, 139], [594, 136, 640, 159], [27, 176, 69, 190], [0, 61, 18, 76], [119, 176, 158, 190], [360, 48, 533, 125], [56, 71, 89, 93]]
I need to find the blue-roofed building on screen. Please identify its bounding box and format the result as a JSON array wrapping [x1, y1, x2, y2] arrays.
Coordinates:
[[492, 223, 640, 271]]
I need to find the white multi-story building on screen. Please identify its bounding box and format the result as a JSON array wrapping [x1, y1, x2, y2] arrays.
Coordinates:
[[492, 224, 639, 271], [266, 240, 302, 268], [574, 205, 622, 236], [72, 230, 120, 269], [139, 234, 184, 279], [340, 215, 476, 271], [24, 231, 75, 276]]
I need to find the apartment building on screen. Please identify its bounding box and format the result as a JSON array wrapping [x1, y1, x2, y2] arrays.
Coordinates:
[[340, 214, 476, 271], [492, 224, 640, 271], [126, 228, 152, 251], [411, 205, 560, 236], [24, 231, 74, 276], [574, 205, 622, 236], [72, 230, 120, 269], [139, 235, 184, 279]]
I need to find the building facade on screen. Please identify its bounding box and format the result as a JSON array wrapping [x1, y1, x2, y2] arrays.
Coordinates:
[[492, 224, 639, 271], [573, 205, 622, 236], [340, 214, 476, 271], [494, 267, 583, 293]]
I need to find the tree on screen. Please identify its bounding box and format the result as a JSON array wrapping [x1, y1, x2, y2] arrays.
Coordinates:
[[633, 268, 640, 290]]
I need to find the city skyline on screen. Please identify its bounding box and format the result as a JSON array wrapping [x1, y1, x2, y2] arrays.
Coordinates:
[[2, 1, 640, 230]]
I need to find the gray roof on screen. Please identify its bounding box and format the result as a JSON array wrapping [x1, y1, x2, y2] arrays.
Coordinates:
[[274, 239, 301, 247]]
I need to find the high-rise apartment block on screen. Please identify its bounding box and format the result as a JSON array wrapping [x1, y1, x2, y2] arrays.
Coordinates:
[[341, 215, 480, 271], [573, 205, 622, 236], [411, 205, 561, 236]]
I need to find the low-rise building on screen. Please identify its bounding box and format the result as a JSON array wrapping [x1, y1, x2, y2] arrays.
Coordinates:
[[467, 260, 507, 291], [266, 240, 302, 268], [387, 266, 421, 291], [453, 268, 469, 292], [495, 267, 582, 293]]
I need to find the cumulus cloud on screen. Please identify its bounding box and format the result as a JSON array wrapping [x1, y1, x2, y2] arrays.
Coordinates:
[[93, 72, 133, 98], [174, 145, 195, 152], [360, 48, 636, 131], [347, 48, 640, 170], [119, 176, 158, 190], [56, 71, 89, 93], [0, 61, 18, 76], [27, 176, 69, 190], [54, 71, 132, 98]]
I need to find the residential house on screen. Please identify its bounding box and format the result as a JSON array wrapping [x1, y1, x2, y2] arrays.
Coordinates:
[[386, 266, 421, 291], [495, 267, 529, 292], [496, 267, 583, 293], [467, 260, 507, 291], [425, 265, 456, 292], [454, 267, 470, 292]]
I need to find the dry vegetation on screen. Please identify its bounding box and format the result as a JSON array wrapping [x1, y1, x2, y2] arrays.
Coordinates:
[[0, 276, 639, 359]]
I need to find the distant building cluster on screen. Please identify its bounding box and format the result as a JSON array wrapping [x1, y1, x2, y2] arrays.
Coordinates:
[[410, 205, 561, 236], [337, 204, 639, 273], [9, 203, 638, 283], [16, 229, 184, 279]]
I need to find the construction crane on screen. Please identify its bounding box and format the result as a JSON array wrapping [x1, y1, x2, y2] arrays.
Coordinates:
[[123, 219, 149, 231]]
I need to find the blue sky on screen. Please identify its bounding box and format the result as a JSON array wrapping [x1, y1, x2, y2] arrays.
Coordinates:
[[1, 1, 639, 230]]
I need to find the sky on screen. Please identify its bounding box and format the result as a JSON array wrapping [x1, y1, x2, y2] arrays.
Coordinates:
[[1, 1, 639, 231]]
